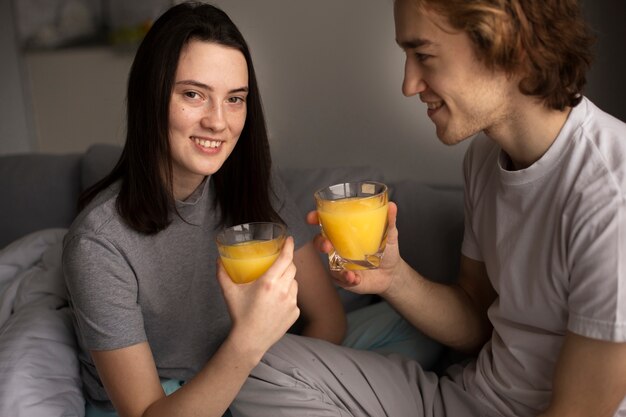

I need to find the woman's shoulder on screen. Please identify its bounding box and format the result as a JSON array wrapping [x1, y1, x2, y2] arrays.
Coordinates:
[[64, 182, 125, 247]]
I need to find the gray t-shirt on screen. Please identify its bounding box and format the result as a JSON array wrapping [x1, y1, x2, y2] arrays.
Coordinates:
[[62, 173, 312, 409]]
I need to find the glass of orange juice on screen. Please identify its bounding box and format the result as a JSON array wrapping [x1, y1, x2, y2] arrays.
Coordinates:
[[314, 181, 388, 271], [216, 222, 287, 284]]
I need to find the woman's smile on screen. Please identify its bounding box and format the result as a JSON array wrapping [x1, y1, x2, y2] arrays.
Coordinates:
[[192, 136, 224, 153]]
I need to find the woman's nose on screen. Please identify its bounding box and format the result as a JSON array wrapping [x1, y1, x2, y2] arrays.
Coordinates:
[[201, 102, 226, 131]]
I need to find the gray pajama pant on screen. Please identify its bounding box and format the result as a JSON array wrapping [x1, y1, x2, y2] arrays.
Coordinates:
[[230, 334, 500, 417]]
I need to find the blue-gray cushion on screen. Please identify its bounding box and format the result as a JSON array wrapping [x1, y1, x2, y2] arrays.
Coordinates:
[[392, 180, 464, 283], [80, 143, 122, 191], [0, 153, 81, 248]]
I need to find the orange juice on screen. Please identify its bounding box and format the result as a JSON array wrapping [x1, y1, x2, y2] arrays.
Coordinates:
[[317, 197, 388, 263], [219, 240, 281, 284]]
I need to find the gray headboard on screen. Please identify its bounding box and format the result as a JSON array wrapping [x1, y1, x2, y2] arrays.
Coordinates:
[[0, 144, 122, 248]]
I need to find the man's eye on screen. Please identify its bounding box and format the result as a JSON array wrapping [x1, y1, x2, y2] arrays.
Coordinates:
[[416, 53, 430, 62]]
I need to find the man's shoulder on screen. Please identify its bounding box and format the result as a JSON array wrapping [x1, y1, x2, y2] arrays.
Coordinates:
[[574, 98, 626, 193], [578, 98, 626, 143]]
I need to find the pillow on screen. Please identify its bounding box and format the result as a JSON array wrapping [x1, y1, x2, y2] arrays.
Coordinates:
[[80, 143, 122, 191], [278, 165, 387, 217], [392, 180, 464, 283], [0, 153, 81, 249]]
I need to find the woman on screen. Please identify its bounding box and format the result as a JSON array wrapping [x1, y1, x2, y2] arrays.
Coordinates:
[[62, 3, 346, 417]]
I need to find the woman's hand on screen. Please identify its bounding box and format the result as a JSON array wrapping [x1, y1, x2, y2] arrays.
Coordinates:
[[306, 201, 404, 297], [217, 236, 300, 360]]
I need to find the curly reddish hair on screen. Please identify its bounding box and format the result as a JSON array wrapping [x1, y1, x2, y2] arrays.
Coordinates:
[[414, 0, 595, 110]]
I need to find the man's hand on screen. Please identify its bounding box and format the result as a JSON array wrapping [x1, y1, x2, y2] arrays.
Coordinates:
[[306, 202, 404, 296]]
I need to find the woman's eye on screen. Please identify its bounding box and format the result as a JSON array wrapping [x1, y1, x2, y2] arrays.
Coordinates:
[[184, 91, 200, 99], [227, 96, 244, 104]]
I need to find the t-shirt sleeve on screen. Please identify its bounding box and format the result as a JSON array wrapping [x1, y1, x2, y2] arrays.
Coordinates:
[[270, 169, 315, 250], [567, 197, 626, 342], [63, 232, 147, 351]]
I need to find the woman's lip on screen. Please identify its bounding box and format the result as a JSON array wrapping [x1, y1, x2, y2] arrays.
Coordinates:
[[191, 135, 220, 141]]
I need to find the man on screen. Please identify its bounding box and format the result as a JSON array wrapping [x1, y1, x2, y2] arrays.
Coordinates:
[[232, 0, 626, 416]]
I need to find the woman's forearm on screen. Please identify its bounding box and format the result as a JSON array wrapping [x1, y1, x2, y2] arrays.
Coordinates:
[[143, 333, 262, 417], [300, 315, 347, 345]]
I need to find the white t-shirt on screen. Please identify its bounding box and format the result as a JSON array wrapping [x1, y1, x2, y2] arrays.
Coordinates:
[[460, 97, 626, 417]]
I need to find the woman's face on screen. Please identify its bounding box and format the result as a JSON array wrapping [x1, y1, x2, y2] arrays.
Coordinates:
[[168, 39, 248, 199]]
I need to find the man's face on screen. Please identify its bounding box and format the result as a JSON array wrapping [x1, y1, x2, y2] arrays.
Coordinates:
[[394, 0, 519, 145]]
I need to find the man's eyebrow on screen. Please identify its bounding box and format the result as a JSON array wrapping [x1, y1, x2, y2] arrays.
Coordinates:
[[396, 38, 435, 49], [175, 80, 249, 94]]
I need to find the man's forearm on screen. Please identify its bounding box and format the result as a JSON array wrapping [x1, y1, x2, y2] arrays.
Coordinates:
[[382, 259, 492, 353]]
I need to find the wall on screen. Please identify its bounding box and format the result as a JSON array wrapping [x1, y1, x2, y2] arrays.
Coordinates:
[[582, 0, 626, 123], [0, 0, 36, 153], [4, 1, 626, 187], [25, 47, 130, 153], [213, 0, 468, 186]]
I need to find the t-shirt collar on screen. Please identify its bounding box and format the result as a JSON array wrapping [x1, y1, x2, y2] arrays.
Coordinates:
[[175, 176, 211, 208], [497, 97, 588, 186]]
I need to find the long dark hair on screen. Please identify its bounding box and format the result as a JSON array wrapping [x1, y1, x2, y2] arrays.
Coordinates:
[[79, 2, 282, 233]]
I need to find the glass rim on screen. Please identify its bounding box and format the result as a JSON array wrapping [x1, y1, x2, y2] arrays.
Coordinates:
[[314, 181, 388, 202], [215, 221, 287, 245]]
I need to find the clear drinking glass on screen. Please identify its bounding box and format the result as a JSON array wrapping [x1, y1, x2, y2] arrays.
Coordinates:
[[216, 222, 287, 283], [314, 181, 389, 271]]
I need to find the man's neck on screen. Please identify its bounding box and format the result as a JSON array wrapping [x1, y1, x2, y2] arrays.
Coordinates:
[[485, 96, 573, 171]]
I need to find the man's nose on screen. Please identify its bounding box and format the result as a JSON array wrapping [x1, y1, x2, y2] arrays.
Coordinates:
[[402, 56, 427, 97]]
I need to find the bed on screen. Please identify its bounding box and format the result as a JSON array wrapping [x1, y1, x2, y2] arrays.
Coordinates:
[[0, 144, 464, 415]]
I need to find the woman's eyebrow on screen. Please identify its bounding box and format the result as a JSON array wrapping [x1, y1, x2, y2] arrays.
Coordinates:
[[176, 79, 210, 89], [175, 80, 249, 94], [229, 87, 249, 94]]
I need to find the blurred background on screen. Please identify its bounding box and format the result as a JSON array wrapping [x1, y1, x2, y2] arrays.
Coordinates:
[[1, 0, 625, 187]]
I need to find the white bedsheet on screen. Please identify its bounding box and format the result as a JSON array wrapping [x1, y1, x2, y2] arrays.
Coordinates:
[[0, 228, 84, 417]]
